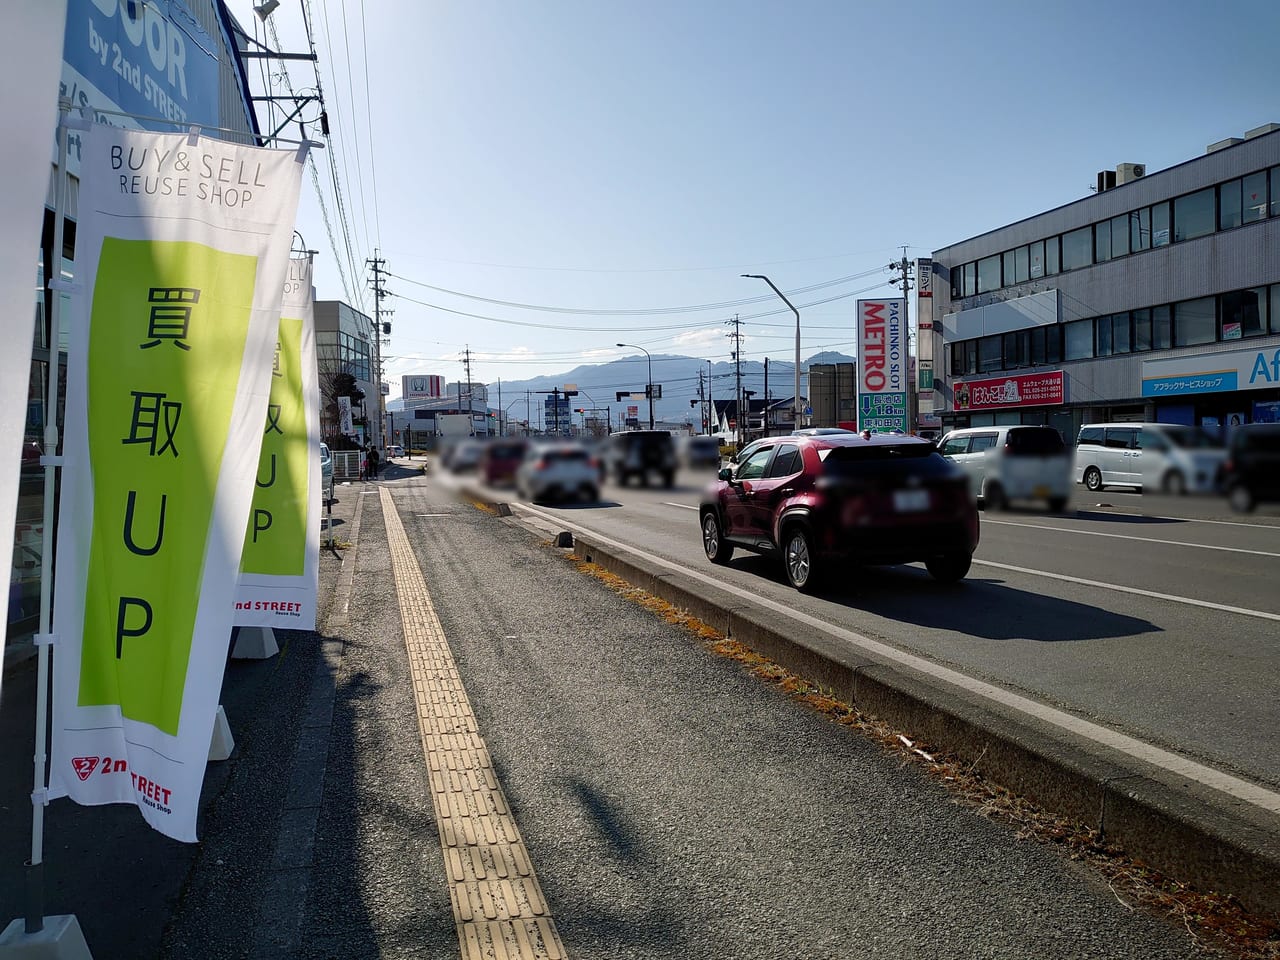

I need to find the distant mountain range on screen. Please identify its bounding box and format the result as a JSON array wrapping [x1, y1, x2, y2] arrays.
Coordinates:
[[391, 350, 855, 425]]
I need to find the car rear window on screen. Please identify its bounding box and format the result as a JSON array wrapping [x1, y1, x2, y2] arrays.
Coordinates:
[[820, 443, 956, 479], [1235, 425, 1280, 452], [546, 449, 589, 463], [1005, 427, 1066, 455]]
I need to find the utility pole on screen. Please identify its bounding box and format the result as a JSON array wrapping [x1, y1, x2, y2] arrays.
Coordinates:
[[728, 315, 744, 449], [888, 247, 916, 433], [707, 359, 714, 435], [366, 250, 390, 450], [497, 377, 503, 436], [462, 346, 475, 435], [763, 358, 769, 434]]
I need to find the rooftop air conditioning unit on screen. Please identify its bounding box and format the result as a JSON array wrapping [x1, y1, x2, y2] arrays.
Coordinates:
[[1116, 162, 1145, 184]]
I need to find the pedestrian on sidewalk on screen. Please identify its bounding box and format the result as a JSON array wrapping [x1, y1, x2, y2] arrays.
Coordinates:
[[367, 444, 380, 480]]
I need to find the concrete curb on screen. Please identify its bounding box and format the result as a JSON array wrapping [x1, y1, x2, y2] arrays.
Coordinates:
[[465, 482, 1280, 918]]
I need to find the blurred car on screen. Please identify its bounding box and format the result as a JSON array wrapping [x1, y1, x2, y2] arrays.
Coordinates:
[[1223, 423, 1280, 512], [481, 439, 528, 487], [384, 444, 405, 459], [699, 433, 979, 592], [678, 434, 722, 470], [1074, 422, 1224, 494], [446, 439, 485, 474], [319, 442, 334, 502], [515, 442, 600, 503], [937, 425, 1071, 511], [601, 430, 676, 487], [790, 427, 855, 436]]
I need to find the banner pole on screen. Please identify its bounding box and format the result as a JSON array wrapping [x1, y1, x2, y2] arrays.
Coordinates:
[[24, 98, 71, 935]]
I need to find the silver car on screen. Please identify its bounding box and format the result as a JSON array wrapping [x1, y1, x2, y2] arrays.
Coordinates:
[[319, 442, 334, 503], [516, 443, 600, 503]]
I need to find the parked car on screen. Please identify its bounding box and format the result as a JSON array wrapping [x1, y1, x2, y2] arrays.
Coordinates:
[[384, 444, 405, 459], [678, 434, 722, 470], [937, 425, 1071, 511], [481, 439, 528, 487], [515, 442, 601, 503], [601, 430, 676, 487], [699, 433, 979, 592], [1223, 423, 1280, 512], [445, 439, 485, 474], [319, 442, 334, 503], [1074, 422, 1224, 493]]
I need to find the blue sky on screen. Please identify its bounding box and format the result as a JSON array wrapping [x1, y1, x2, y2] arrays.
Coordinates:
[[231, 0, 1280, 396]]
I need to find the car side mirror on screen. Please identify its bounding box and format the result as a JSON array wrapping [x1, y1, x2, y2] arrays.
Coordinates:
[[718, 467, 733, 482]]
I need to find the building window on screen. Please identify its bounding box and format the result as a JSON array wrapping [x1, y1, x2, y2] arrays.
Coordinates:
[[1221, 288, 1267, 340], [1096, 315, 1111, 356], [1062, 226, 1092, 271], [978, 335, 1002, 372], [1152, 201, 1171, 246], [1130, 208, 1151, 252], [965, 340, 978, 374], [1063, 318, 1093, 360], [1014, 245, 1029, 284], [963, 262, 976, 297], [1094, 220, 1111, 263], [1132, 308, 1152, 351], [1045, 325, 1062, 364], [1095, 314, 1129, 357], [1045, 235, 1059, 275], [1002, 331, 1017, 368], [1173, 188, 1215, 242], [1029, 240, 1045, 279], [1244, 171, 1268, 223], [950, 343, 965, 376], [1002, 251, 1015, 288], [1153, 304, 1172, 348], [1110, 214, 1130, 257], [1271, 167, 1280, 218], [1273, 285, 1280, 333], [977, 255, 1001, 294], [1219, 178, 1243, 230], [1029, 327, 1046, 365], [1173, 296, 1216, 346]]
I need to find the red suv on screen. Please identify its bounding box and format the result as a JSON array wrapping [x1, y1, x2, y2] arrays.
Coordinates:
[[699, 434, 979, 592]]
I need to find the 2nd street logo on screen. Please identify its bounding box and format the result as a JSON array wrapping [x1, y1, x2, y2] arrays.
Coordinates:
[[72, 756, 128, 781]]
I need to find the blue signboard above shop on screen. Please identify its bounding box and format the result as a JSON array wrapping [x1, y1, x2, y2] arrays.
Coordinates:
[[62, 0, 220, 139]]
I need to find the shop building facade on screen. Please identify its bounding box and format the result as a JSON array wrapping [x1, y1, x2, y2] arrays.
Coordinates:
[[930, 124, 1280, 440]]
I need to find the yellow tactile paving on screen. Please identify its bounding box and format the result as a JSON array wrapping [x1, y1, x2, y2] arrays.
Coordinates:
[[379, 487, 568, 960]]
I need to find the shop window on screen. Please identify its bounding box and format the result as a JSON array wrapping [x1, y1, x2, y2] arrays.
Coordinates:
[[1152, 202, 1171, 246], [977, 255, 1001, 294], [1153, 304, 1172, 348], [1219, 178, 1243, 230], [1094, 220, 1111, 263], [1221, 289, 1266, 340], [1174, 188, 1215, 242], [1063, 318, 1094, 360], [1045, 236, 1060, 274], [1132, 308, 1152, 351], [1002, 251, 1015, 288], [1061, 226, 1092, 271], [1130, 208, 1151, 252], [1243, 171, 1267, 223], [1110, 214, 1130, 257], [1173, 296, 1216, 346], [1029, 240, 1045, 279], [1014, 245, 1029, 284]]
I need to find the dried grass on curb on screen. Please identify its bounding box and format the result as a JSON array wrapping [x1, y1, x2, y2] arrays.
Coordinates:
[[566, 552, 1280, 960]]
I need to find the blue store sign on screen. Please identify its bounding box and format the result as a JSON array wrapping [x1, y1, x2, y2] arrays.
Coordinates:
[[1142, 347, 1280, 398]]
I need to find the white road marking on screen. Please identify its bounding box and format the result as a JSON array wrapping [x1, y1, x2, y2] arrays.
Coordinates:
[[983, 518, 1280, 558], [511, 501, 1280, 815], [664, 502, 698, 511]]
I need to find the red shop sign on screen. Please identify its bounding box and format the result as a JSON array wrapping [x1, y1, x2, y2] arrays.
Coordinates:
[[953, 370, 1064, 411]]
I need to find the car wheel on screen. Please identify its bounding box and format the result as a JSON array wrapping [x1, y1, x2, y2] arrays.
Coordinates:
[[583, 486, 599, 503], [926, 552, 972, 583], [701, 510, 733, 565], [783, 525, 820, 592], [1229, 485, 1255, 513], [983, 481, 1006, 511], [1083, 467, 1103, 492], [1048, 496, 1068, 513], [1162, 470, 1186, 495]]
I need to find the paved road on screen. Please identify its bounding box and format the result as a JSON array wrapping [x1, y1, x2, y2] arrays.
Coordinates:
[[467, 469, 1280, 793]]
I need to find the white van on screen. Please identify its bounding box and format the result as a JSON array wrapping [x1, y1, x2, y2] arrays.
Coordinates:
[[1074, 423, 1225, 494], [936, 425, 1072, 511]]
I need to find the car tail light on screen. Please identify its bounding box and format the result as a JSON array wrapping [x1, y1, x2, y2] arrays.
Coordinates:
[[588, 456, 599, 469]]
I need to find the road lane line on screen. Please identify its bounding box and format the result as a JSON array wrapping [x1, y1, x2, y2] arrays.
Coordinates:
[[382, 488, 568, 959], [973, 559, 1280, 622], [664, 502, 698, 510], [983, 518, 1280, 557], [513, 501, 1280, 816]]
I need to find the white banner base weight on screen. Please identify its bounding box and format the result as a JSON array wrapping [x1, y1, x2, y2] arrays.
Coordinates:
[[208, 707, 235, 762], [0, 915, 93, 959], [231, 628, 278, 660]]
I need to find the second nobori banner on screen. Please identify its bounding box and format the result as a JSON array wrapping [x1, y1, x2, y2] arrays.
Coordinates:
[[235, 256, 320, 629], [49, 123, 303, 841]]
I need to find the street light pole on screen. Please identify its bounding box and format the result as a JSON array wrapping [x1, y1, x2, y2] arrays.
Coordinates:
[[742, 274, 801, 429], [616, 342, 654, 429]]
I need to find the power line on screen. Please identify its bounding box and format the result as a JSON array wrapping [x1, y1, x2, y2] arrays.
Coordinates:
[[359, 0, 382, 246]]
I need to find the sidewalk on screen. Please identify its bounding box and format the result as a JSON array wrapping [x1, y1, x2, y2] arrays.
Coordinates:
[[0, 469, 392, 958]]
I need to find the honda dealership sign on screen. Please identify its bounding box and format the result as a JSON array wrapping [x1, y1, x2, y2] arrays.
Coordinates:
[[856, 298, 907, 432], [402, 374, 443, 399]]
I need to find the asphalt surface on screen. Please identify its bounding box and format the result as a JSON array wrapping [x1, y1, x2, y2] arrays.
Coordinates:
[[0, 464, 1211, 958]]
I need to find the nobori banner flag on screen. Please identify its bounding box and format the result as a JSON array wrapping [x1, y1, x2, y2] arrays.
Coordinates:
[[49, 125, 303, 841], [235, 257, 320, 629]]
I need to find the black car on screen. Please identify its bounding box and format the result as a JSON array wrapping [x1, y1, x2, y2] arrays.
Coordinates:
[[602, 430, 676, 487], [1224, 423, 1280, 512]]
